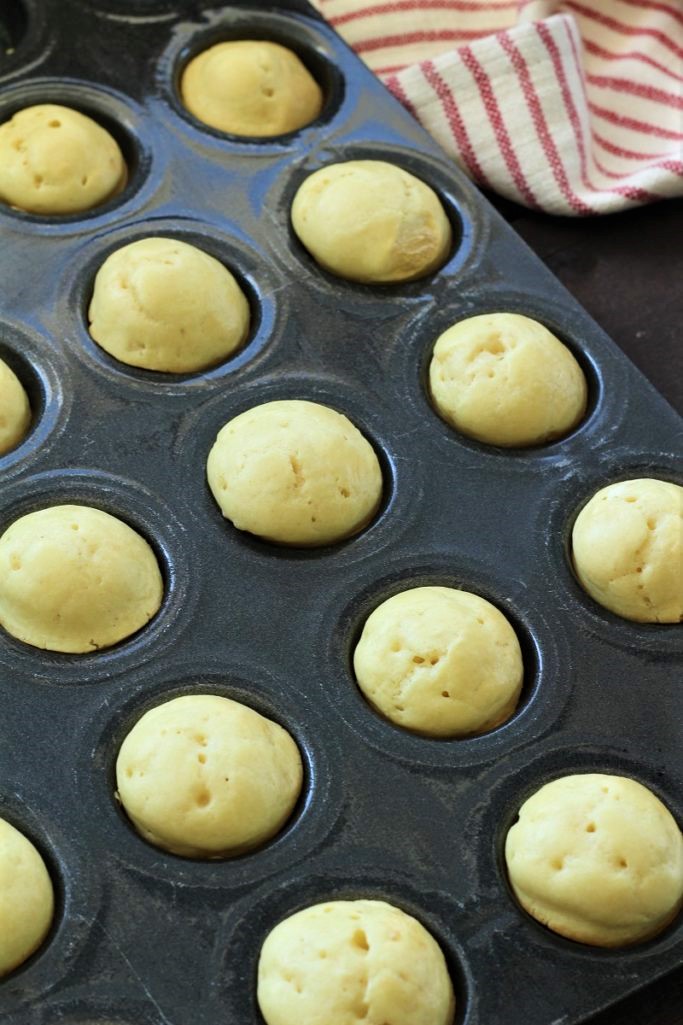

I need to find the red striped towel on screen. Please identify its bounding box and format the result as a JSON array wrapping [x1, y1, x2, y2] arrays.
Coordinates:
[[313, 0, 683, 214]]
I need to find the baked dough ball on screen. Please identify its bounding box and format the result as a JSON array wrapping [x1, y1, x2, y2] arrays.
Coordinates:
[[0, 504, 163, 653], [505, 773, 683, 947], [0, 104, 126, 215], [0, 817, 54, 977], [258, 899, 455, 1025], [571, 478, 683, 623], [207, 399, 383, 546], [354, 586, 523, 737], [291, 160, 452, 284], [116, 694, 303, 858], [430, 313, 587, 447], [0, 358, 31, 455], [88, 237, 250, 373], [181, 40, 323, 137]]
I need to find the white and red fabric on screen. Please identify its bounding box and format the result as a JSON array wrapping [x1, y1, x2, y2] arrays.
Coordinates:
[[312, 0, 683, 214]]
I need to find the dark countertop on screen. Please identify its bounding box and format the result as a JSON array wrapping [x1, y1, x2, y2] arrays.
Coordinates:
[[489, 193, 683, 1025]]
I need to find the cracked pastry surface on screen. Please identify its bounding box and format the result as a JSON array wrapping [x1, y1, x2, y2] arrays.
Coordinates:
[[257, 899, 455, 1025], [571, 477, 683, 623], [291, 160, 452, 283], [429, 312, 587, 447], [181, 40, 323, 137], [88, 236, 250, 373], [354, 586, 523, 737], [0, 357, 31, 455], [206, 399, 383, 546], [116, 694, 303, 858], [0, 816, 54, 977], [505, 774, 683, 947], [0, 504, 163, 653], [0, 104, 126, 215]]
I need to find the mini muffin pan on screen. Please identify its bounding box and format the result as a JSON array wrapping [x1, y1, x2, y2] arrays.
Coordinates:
[[0, 2, 681, 1023]]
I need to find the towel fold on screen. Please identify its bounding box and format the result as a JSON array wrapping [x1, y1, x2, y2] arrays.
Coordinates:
[[313, 0, 683, 214]]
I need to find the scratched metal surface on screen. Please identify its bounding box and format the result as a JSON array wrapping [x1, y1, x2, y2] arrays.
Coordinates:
[[0, 2, 681, 1023]]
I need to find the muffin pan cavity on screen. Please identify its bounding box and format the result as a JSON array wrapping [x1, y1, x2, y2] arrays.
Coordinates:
[[0, 0, 48, 85], [74, 660, 343, 892], [0, 1, 28, 56], [61, 217, 280, 393], [160, 7, 346, 148], [0, 1, 680, 1023], [401, 291, 617, 467], [0, 323, 67, 476], [0, 791, 99, 1012], [491, 745, 683, 961], [540, 449, 683, 658], [174, 371, 416, 569], [264, 140, 477, 301], [0, 469, 193, 683], [214, 867, 474, 1025], [320, 552, 570, 770], [0, 80, 156, 229]]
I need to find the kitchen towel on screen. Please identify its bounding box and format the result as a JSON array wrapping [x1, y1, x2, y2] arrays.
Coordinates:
[[312, 0, 683, 214]]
